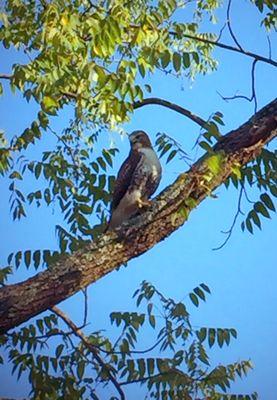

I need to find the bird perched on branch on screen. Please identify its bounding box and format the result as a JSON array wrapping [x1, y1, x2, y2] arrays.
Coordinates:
[[108, 130, 162, 230]]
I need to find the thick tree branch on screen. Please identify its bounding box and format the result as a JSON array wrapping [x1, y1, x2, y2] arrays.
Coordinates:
[[134, 98, 208, 129], [0, 99, 276, 335], [51, 306, 126, 400]]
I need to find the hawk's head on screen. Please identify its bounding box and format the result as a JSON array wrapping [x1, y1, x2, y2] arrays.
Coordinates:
[[129, 130, 152, 150]]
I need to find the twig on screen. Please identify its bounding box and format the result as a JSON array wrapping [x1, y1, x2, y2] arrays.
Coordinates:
[[213, 186, 244, 250], [242, 186, 255, 204], [227, 0, 243, 51], [120, 369, 192, 386], [0, 74, 12, 80], [60, 90, 78, 99], [217, 59, 258, 112], [48, 126, 80, 170], [266, 35, 272, 60], [95, 333, 167, 356], [217, 22, 227, 41], [134, 98, 208, 129], [51, 306, 126, 400], [82, 288, 88, 327]]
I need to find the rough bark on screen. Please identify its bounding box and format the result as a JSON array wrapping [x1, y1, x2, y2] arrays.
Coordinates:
[[0, 99, 276, 335]]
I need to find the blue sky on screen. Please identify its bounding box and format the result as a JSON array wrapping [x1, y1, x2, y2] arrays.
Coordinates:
[[0, 1, 276, 398]]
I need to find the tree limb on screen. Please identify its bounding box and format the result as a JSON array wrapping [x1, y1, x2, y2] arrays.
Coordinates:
[[176, 33, 277, 68], [51, 306, 126, 400], [0, 74, 12, 80], [0, 99, 276, 335], [133, 97, 208, 129]]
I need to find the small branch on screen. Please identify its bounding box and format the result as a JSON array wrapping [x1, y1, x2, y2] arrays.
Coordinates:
[[243, 186, 255, 204], [227, 0, 243, 51], [134, 98, 208, 129], [51, 306, 126, 400], [175, 33, 277, 68], [95, 334, 167, 356], [218, 59, 258, 112], [266, 35, 272, 60], [213, 186, 244, 250], [60, 90, 78, 99], [217, 22, 227, 41], [82, 288, 88, 327], [48, 126, 81, 171], [0, 74, 12, 80], [120, 369, 192, 386]]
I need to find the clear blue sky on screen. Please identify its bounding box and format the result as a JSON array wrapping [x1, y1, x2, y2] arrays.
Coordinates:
[[0, 1, 276, 398]]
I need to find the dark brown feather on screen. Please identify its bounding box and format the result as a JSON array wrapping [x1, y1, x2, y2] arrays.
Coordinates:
[[111, 150, 143, 211]]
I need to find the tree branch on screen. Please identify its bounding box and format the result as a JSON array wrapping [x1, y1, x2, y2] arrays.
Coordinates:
[[51, 306, 126, 400], [217, 59, 258, 112], [176, 33, 277, 68], [0, 99, 276, 335], [226, 0, 244, 51], [134, 98, 208, 129], [0, 74, 12, 80]]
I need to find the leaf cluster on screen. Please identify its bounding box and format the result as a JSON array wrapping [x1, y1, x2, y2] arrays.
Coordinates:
[[0, 281, 256, 399]]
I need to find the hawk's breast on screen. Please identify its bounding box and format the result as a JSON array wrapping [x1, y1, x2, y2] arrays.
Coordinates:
[[138, 147, 162, 194]]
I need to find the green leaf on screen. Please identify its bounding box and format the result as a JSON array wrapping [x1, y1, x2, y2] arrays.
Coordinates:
[[173, 52, 181, 72], [260, 193, 275, 211], [182, 53, 190, 68], [149, 315, 156, 328], [199, 141, 213, 152], [9, 171, 23, 180], [192, 52, 200, 64], [189, 293, 199, 307], [194, 287, 205, 301], [254, 201, 270, 218], [15, 251, 22, 268], [196, 327, 207, 342], [207, 154, 223, 174], [137, 359, 146, 378], [249, 210, 261, 229], [147, 358, 155, 375], [208, 328, 216, 347], [42, 96, 59, 110], [246, 217, 253, 234], [200, 283, 211, 293], [33, 250, 41, 269], [161, 50, 171, 68], [166, 150, 177, 163], [217, 328, 224, 348], [77, 361, 85, 380], [230, 328, 237, 339], [55, 344, 64, 358]]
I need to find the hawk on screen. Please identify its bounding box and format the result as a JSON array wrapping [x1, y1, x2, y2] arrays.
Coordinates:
[[108, 130, 162, 230]]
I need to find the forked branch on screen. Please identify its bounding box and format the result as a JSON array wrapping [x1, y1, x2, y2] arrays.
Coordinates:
[[51, 306, 126, 400]]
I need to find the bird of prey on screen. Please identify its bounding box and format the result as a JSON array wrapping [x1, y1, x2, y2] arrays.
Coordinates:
[[108, 130, 162, 230]]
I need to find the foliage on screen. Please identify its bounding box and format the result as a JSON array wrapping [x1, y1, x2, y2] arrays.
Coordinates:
[[251, 0, 277, 29], [0, 0, 275, 257], [0, 0, 225, 256], [0, 282, 257, 399], [0, 0, 276, 398]]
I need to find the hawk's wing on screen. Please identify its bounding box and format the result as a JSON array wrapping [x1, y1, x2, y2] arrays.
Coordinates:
[[111, 150, 142, 212]]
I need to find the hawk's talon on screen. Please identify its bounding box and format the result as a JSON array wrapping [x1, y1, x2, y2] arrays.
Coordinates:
[[137, 198, 151, 208]]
